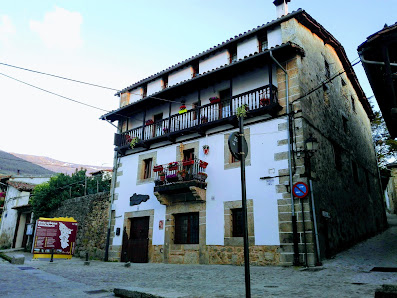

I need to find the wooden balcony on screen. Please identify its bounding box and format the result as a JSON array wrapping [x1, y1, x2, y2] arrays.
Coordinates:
[[153, 159, 208, 206], [114, 84, 279, 153]]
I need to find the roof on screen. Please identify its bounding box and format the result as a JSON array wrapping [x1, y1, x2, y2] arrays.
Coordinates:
[[103, 8, 372, 120], [7, 181, 36, 192], [358, 23, 397, 138], [116, 9, 304, 96]]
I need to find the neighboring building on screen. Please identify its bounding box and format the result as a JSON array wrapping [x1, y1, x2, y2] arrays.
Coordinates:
[[385, 163, 397, 214], [358, 23, 397, 139], [101, 1, 386, 266], [0, 175, 51, 249]]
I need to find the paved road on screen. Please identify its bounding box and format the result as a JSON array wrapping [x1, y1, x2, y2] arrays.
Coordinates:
[[1, 214, 397, 297]]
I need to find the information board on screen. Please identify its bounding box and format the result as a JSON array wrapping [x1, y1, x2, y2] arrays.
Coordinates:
[[33, 217, 78, 259]]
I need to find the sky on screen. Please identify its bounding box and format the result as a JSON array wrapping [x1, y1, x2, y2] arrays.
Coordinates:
[[0, 0, 395, 167]]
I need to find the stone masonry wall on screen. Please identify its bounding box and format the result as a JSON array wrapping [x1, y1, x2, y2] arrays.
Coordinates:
[[48, 192, 110, 260], [279, 18, 387, 261]]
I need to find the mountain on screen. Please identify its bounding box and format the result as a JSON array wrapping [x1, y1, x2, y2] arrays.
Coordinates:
[[0, 150, 54, 175], [10, 152, 112, 175]]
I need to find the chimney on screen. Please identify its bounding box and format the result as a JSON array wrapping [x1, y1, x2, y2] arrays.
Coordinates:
[[273, 0, 290, 18]]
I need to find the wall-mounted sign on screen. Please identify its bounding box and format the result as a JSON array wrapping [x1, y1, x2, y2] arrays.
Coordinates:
[[292, 182, 309, 198], [26, 223, 34, 236], [159, 220, 164, 230], [32, 217, 78, 259]]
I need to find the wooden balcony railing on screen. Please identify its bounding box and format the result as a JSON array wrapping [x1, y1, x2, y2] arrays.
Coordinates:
[[153, 159, 208, 186], [116, 84, 278, 148]]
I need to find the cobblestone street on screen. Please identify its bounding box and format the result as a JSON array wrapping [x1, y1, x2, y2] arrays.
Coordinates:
[[1, 214, 397, 298]]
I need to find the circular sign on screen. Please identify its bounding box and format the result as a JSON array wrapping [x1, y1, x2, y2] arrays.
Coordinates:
[[228, 132, 248, 161], [292, 182, 309, 198]]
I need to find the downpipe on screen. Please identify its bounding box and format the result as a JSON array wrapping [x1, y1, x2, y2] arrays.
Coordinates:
[[270, 51, 300, 265]]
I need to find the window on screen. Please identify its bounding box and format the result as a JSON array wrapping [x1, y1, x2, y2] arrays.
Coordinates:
[[142, 85, 147, 98], [325, 59, 330, 79], [183, 148, 195, 161], [154, 113, 163, 137], [143, 158, 152, 179], [229, 45, 237, 64], [192, 63, 199, 78], [342, 116, 348, 133], [174, 213, 199, 244], [232, 208, 244, 237], [352, 161, 359, 184], [258, 35, 268, 52], [333, 143, 342, 171], [351, 96, 356, 112], [162, 76, 168, 89]]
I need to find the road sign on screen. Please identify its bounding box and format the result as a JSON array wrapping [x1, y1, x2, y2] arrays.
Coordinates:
[[292, 182, 309, 198], [228, 132, 248, 160]]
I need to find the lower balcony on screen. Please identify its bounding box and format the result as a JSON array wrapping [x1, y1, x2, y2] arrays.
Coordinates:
[[153, 159, 207, 206], [114, 84, 280, 154]]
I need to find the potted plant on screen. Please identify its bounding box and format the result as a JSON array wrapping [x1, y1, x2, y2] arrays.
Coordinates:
[[163, 127, 169, 133], [145, 119, 154, 126], [158, 172, 166, 181], [130, 137, 139, 149], [199, 160, 208, 168], [260, 97, 270, 106], [177, 169, 187, 179], [168, 162, 179, 171], [202, 145, 209, 155], [153, 165, 164, 172], [179, 105, 187, 114], [197, 172, 208, 181], [183, 159, 194, 166], [201, 116, 208, 123], [166, 173, 178, 182], [125, 134, 132, 143], [236, 104, 248, 118], [209, 96, 220, 104]]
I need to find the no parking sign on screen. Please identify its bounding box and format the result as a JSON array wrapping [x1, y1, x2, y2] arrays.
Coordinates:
[[292, 182, 309, 198]]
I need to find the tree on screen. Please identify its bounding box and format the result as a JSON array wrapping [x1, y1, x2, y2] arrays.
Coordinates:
[[30, 169, 111, 219], [371, 110, 397, 168]]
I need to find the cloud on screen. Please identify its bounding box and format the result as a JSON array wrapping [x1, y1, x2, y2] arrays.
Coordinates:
[[30, 7, 83, 50], [0, 15, 16, 45]]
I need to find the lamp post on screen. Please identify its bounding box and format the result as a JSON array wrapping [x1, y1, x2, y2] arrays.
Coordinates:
[[300, 133, 321, 266]]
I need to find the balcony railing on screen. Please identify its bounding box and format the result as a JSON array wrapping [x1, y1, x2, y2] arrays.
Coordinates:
[[116, 84, 278, 149], [153, 159, 208, 187]]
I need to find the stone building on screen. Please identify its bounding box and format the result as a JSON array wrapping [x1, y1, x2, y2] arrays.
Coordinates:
[[0, 175, 51, 249], [101, 1, 386, 266], [385, 163, 397, 214]]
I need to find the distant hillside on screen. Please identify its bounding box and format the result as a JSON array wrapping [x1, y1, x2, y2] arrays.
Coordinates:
[[0, 150, 54, 175], [11, 152, 112, 175]]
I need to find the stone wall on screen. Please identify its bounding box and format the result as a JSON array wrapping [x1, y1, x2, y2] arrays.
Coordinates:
[[48, 192, 110, 259], [386, 167, 397, 214], [277, 18, 387, 262]]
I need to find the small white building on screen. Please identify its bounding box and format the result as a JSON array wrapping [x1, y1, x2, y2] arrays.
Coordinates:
[[102, 1, 385, 266], [0, 176, 50, 249]]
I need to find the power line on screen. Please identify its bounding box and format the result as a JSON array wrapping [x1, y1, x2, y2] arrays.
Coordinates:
[[0, 62, 120, 92]]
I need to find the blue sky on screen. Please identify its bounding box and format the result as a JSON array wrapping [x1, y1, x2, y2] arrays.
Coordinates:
[[0, 0, 395, 167]]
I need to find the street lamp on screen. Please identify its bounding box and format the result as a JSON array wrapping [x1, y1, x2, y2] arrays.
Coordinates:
[[300, 133, 321, 266]]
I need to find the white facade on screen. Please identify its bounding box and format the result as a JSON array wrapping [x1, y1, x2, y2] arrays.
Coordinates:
[[112, 118, 287, 247], [199, 50, 229, 74], [0, 176, 50, 248]]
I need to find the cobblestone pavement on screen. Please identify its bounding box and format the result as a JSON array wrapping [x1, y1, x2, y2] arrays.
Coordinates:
[[1, 214, 397, 298]]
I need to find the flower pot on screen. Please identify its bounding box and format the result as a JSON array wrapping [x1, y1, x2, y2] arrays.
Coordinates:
[[160, 175, 165, 181], [209, 97, 220, 104], [260, 98, 270, 106], [153, 165, 163, 172], [199, 161, 208, 168], [183, 160, 194, 166]]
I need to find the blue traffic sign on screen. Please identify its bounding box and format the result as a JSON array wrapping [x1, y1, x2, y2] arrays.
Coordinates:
[[292, 182, 309, 198]]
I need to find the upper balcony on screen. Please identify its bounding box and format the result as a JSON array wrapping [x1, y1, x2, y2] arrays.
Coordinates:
[[114, 84, 280, 154]]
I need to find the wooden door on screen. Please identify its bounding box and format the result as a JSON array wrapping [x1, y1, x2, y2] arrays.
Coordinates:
[[21, 213, 31, 248], [128, 217, 149, 263]]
